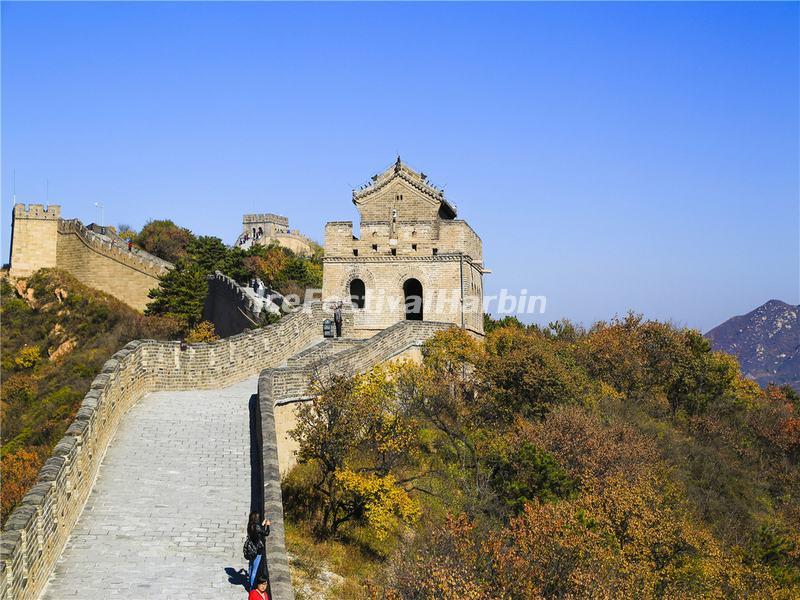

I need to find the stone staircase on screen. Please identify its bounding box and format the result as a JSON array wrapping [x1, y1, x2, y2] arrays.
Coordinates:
[[285, 338, 366, 368]]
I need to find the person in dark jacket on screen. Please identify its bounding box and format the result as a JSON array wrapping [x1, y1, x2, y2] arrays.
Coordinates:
[[247, 512, 271, 590], [333, 301, 343, 337]]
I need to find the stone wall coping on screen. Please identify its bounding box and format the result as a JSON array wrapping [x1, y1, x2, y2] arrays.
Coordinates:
[[243, 213, 289, 225], [257, 373, 295, 600], [322, 253, 482, 264]]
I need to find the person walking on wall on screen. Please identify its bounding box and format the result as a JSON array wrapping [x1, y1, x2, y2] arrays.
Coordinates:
[[245, 512, 270, 591], [249, 575, 270, 600], [334, 301, 343, 337], [127, 240, 133, 252]]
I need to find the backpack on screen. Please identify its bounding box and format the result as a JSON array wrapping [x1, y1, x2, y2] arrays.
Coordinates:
[[243, 536, 259, 561]]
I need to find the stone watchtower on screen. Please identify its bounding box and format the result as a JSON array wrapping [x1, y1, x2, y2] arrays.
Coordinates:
[[9, 204, 61, 277], [241, 213, 314, 256], [243, 213, 289, 239], [322, 158, 487, 337]]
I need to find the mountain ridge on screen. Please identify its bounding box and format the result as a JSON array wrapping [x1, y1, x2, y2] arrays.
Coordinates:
[[705, 299, 799, 391]]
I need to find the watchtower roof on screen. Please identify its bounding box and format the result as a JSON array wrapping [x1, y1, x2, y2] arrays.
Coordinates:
[[352, 157, 457, 219]]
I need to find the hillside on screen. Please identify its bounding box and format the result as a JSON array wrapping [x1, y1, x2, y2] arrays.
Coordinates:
[[0, 269, 181, 523], [282, 315, 800, 598], [706, 300, 800, 392]]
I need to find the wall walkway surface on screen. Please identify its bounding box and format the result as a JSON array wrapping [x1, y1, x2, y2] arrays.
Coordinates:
[[0, 303, 345, 600], [39, 378, 258, 599]]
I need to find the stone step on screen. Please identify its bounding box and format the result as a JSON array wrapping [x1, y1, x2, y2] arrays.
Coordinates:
[[285, 338, 366, 368]]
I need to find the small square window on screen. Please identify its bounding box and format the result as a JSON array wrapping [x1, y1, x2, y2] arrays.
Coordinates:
[[372, 244, 378, 251], [432, 248, 438, 255], [391, 248, 397, 256], [353, 249, 358, 256], [412, 244, 417, 251]]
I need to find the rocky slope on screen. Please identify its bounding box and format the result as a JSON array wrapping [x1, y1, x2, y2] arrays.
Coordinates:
[[705, 299, 799, 391]]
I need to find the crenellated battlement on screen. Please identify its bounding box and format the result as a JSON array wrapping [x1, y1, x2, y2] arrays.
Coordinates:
[[58, 219, 172, 278], [13, 203, 62, 220], [244, 213, 289, 226]]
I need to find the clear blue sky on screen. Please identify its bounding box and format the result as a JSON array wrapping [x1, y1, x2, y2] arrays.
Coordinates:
[[2, 2, 797, 332]]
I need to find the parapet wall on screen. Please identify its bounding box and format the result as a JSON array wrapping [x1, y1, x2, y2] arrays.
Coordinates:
[[0, 303, 337, 600], [257, 319, 451, 600], [203, 271, 269, 337]]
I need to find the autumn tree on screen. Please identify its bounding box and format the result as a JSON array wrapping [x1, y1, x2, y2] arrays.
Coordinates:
[[1, 448, 47, 523], [487, 441, 576, 514], [289, 365, 420, 539], [480, 326, 591, 420], [395, 329, 493, 505], [135, 219, 195, 263]]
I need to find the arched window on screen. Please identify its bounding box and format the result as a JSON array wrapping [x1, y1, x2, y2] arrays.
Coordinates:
[[403, 278, 423, 321], [349, 278, 366, 309]]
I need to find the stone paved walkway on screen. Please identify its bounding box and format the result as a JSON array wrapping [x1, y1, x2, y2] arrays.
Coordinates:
[[40, 377, 258, 599]]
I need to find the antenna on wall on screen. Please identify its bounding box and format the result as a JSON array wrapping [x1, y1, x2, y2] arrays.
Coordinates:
[[46, 178, 50, 203], [12, 169, 16, 203]]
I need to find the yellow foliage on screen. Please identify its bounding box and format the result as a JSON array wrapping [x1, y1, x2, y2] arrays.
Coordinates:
[[184, 320, 219, 344], [335, 469, 419, 541], [14, 345, 41, 369]]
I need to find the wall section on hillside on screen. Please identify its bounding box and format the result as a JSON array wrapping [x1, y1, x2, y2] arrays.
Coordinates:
[[0, 302, 344, 600], [203, 271, 275, 337], [9, 205, 172, 311], [55, 221, 166, 311]]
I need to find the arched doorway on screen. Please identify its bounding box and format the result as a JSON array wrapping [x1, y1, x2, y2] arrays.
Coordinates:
[[349, 278, 366, 309], [403, 278, 423, 321]]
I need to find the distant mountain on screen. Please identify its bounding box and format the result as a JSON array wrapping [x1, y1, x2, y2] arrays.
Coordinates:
[[705, 300, 799, 392]]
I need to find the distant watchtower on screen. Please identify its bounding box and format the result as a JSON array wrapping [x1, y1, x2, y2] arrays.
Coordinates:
[[240, 213, 314, 256], [9, 204, 61, 277], [243, 213, 289, 239], [323, 158, 487, 337]]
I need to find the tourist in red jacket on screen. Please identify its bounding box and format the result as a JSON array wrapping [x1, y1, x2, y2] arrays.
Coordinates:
[[249, 576, 269, 600]]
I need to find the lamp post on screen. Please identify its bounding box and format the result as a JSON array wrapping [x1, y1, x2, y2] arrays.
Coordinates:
[[93, 202, 105, 228]]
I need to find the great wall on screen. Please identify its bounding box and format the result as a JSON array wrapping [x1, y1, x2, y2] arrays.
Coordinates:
[[2, 160, 484, 598], [9, 204, 172, 311]]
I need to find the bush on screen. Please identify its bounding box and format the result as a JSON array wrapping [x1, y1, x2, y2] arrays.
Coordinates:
[[135, 219, 194, 263], [14, 345, 41, 370], [184, 321, 219, 344], [488, 442, 577, 514], [1, 447, 47, 523], [481, 327, 590, 419]]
